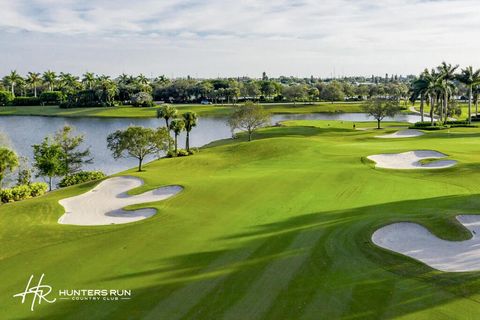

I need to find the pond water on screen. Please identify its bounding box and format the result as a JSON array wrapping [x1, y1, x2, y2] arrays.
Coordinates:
[[0, 112, 425, 183]]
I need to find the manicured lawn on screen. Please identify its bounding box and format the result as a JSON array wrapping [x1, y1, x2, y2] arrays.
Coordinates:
[[0, 102, 365, 118], [2, 120, 480, 319]]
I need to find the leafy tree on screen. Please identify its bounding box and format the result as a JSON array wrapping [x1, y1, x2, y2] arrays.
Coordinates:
[[107, 126, 171, 171], [320, 81, 345, 103], [0, 148, 18, 188], [282, 85, 308, 105], [26, 72, 41, 97], [242, 81, 261, 101], [156, 105, 178, 127], [42, 70, 57, 91], [131, 92, 153, 107], [33, 138, 64, 190], [437, 62, 459, 122], [3, 70, 22, 96], [96, 79, 117, 106], [228, 101, 270, 141], [0, 91, 14, 106], [82, 72, 96, 90], [169, 119, 185, 154], [16, 156, 32, 186], [182, 112, 198, 152], [363, 98, 400, 129], [54, 125, 93, 175], [456, 66, 480, 123]]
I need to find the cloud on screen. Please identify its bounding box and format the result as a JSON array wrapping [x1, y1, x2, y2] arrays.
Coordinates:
[[1, 0, 480, 77]]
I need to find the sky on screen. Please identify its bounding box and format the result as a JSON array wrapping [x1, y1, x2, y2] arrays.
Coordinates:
[[1, 0, 480, 78]]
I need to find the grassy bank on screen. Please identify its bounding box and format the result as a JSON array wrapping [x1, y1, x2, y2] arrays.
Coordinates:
[[2, 120, 480, 319], [0, 102, 365, 118]]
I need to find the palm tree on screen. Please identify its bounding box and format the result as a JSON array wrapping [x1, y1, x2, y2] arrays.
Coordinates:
[[437, 62, 459, 123], [4, 70, 23, 96], [26, 72, 41, 97], [58, 72, 80, 92], [456, 66, 480, 123], [473, 85, 480, 117], [409, 70, 429, 122], [42, 70, 57, 91], [422, 69, 442, 125], [169, 119, 185, 154], [156, 105, 178, 127], [82, 72, 96, 90], [182, 112, 198, 152], [137, 74, 149, 86]]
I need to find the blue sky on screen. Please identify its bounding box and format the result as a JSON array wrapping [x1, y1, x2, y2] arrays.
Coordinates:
[[1, 0, 480, 77]]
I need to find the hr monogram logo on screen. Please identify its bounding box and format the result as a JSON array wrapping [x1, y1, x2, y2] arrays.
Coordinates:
[[13, 274, 56, 311]]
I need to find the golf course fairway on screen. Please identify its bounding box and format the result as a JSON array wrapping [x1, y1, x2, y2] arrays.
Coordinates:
[[2, 120, 480, 319]]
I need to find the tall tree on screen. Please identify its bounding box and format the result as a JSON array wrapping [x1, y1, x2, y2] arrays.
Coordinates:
[[456, 66, 480, 123], [0, 148, 18, 188], [54, 125, 93, 175], [42, 70, 57, 91], [169, 119, 185, 154], [437, 62, 459, 123], [4, 70, 22, 96], [107, 126, 171, 171], [26, 72, 42, 97], [82, 72, 96, 90], [410, 70, 429, 122], [33, 138, 64, 190], [474, 85, 480, 117], [182, 112, 198, 152], [156, 105, 178, 127]]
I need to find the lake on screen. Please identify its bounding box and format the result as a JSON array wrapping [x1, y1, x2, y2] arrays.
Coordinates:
[[0, 112, 425, 183]]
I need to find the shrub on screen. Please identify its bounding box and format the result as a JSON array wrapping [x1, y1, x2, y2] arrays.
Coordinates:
[[40, 91, 65, 105], [411, 121, 441, 128], [409, 124, 449, 130], [470, 115, 480, 122], [177, 149, 189, 157], [0, 91, 14, 106], [166, 149, 193, 158], [0, 182, 48, 203], [12, 97, 41, 106], [29, 182, 48, 197], [58, 171, 106, 187], [131, 92, 154, 107]]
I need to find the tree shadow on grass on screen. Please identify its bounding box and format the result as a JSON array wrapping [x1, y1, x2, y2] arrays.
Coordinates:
[[23, 194, 480, 320]]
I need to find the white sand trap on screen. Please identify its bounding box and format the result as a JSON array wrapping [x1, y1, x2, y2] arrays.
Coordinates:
[[372, 215, 480, 272], [375, 129, 424, 139], [367, 150, 456, 169], [58, 176, 182, 226]]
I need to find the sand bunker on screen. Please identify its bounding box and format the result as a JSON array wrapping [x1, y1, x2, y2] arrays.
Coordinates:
[[372, 215, 480, 272], [58, 176, 182, 226], [375, 129, 424, 139], [367, 150, 456, 169]]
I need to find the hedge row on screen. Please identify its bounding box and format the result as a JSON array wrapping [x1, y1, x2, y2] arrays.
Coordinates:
[[12, 97, 41, 106], [0, 90, 64, 106], [0, 182, 48, 203], [58, 171, 106, 187]]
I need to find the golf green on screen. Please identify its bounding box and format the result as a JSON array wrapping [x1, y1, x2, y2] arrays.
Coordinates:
[[2, 120, 480, 319]]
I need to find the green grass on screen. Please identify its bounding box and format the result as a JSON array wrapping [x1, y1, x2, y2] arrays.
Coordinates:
[[3, 120, 480, 319], [0, 102, 364, 118]]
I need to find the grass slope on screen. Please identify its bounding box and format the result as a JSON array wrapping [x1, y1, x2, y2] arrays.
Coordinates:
[[2, 121, 480, 319], [0, 102, 365, 118]]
